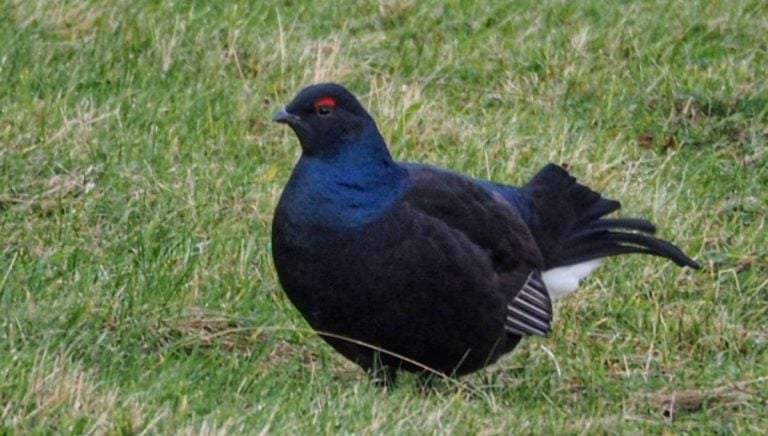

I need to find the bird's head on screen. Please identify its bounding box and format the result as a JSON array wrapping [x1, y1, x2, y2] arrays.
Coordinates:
[[273, 83, 382, 158]]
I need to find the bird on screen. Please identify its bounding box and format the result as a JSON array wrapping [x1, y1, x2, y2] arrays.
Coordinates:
[[271, 83, 699, 384]]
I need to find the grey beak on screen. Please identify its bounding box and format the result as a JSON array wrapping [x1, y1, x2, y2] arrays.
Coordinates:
[[272, 109, 300, 124]]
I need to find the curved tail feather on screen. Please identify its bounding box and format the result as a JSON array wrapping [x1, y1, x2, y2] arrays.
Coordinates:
[[521, 164, 700, 270]]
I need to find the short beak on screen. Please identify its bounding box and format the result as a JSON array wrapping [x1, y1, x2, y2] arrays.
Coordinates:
[[272, 108, 300, 125]]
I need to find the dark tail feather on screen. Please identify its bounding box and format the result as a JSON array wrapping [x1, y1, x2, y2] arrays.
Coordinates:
[[561, 229, 700, 268], [564, 218, 657, 242], [522, 164, 700, 270]]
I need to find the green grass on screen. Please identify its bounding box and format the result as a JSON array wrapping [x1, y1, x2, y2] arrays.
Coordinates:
[[1, 0, 767, 433]]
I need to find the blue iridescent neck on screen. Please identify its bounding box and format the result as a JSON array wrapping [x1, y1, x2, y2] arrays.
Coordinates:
[[282, 125, 407, 229]]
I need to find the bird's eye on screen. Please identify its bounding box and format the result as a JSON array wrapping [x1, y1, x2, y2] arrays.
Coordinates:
[[316, 105, 333, 117]]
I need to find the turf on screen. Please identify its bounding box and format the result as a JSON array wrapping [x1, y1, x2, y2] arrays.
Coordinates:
[[1, 0, 766, 433]]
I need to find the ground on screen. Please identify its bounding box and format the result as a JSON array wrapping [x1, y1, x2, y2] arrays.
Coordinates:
[[1, 0, 766, 433]]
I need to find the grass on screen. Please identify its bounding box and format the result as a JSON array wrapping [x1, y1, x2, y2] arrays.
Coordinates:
[[1, 0, 766, 433]]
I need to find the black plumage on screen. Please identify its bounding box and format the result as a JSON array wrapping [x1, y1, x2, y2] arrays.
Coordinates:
[[271, 83, 699, 382]]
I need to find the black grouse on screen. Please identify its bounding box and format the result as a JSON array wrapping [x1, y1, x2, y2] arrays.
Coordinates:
[[271, 83, 699, 383]]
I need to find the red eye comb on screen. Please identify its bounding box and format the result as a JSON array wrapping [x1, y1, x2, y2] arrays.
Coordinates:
[[314, 97, 336, 108]]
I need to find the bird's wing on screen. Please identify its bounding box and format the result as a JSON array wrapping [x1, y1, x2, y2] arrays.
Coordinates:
[[401, 164, 552, 336], [402, 164, 543, 270]]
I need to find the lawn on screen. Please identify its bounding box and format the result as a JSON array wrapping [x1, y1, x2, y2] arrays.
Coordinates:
[[1, 0, 766, 433]]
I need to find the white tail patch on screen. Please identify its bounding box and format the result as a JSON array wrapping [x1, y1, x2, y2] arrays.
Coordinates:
[[541, 259, 602, 299]]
